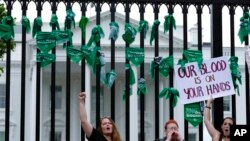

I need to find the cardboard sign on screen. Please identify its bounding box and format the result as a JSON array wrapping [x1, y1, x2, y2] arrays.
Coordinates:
[[174, 56, 235, 104]]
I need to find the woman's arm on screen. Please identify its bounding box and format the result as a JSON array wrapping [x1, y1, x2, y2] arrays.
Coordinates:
[[79, 92, 93, 138], [204, 97, 220, 139]]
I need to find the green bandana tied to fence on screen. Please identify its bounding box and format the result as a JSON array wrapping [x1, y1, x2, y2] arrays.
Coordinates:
[[150, 20, 160, 46], [36, 32, 56, 53], [125, 47, 145, 66], [109, 22, 119, 41], [81, 45, 98, 68], [87, 25, 104, 46], [122, 23, 137, 45], [138, 20, 149, 39], [79, 16, 89, 38], [36, 52, 56, 67], [125, 63, 135, 85], [65, 8, 75, 30], [50, 14, 60, 30], [104, 70, 117, 88], [184, 103, 203, 127], [32, 17, 43, 38], [0, 24, 12, 41], [229, 56, 242, 95], [21, 16, 30, 33], [53, 30, 73, 44], [150, 56, 173, 79], [122, 87, 132, 101], [159, 87, 179, 107], [66, 46, 84, 63], [178, 49, 203, 69], [137, 78, 147, 95], [1, 15, 15, 37], [238, 10, 250, 44], [164, 14, 176, 33]]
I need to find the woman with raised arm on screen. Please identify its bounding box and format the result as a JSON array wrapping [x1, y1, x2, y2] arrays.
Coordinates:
[[79, 92, 122, 141], [204, 97, 235, 141]]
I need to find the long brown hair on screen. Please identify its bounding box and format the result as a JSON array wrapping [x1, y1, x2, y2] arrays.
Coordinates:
[[97, 117, 122, 141]]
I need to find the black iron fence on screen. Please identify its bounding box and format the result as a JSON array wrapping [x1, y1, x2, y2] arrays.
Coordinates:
[[1, 0, 250, 141]]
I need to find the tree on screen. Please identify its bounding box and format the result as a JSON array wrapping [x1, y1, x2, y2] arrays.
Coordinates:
[[0, 3, 16, 75]]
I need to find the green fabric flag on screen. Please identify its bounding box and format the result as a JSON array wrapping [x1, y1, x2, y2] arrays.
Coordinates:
[[81, 45, 98, 67], [150, 20, 160, 46], [79, 16, 89, 38], [184, 102, 203, 127], [32, 17, 43, 38], [66, 46, 84, 63], [159, 87, 179, 108], [137, 78, 147, 95], [125, 63, 135, 85], [126, 47, 144, 66], [238, 11, 249, 44], [87, 25, 104, 46], [164, 14, 176, 33], [179, 49, 203, 69], [36, 32, 56, 53], [1, 15, 15, 37], [109, 22, 119, 41], [122, 87, 132, 101], [92, 50, 106, 74], [0, 24, 12, 41], [138, 20, 149, 39], [21, 16, 31, 33], [36, 52, 56, 67], [150, 56, 173, 79], [50, 14, 60, 30], [53, 30, 73, 44], [105, 70, 117, 88], [229, 56, 242, 95], [64, 8, 75, 30], [122, 23, 137, 45]]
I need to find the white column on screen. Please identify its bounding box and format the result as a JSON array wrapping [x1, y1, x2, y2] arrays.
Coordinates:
[[130, 66, 138, 141], [85, 65, 91, 140], [27, 64, 37, 141]]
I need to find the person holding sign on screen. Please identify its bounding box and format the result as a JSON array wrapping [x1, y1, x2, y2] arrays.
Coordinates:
[[155, 119, 185, 141], [79, 92, 122, 141], [204, 97, 235, 141]]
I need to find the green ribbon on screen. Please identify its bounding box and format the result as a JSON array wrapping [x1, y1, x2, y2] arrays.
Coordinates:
[[178, 49, 203, 69], [159, 87, 179, 108], [164, 14, 176, 33], [229, 56, 242, 95], [126, 47, 144, 66], [109, 22, 119, 41], [66, 46, 84, 63], [122, 23, 137, 45], [87, 25, 104, 46], [36, 32, 56, 53], [150, 56, 173, 79], [92, 50, 106, 74], [104, 70, 117, 88], [138, 20, 149, 39], [0, 24, 12, 41], [1, 15, 15, 37], [184, 102, 203, 127], [65, 8, 75, 30], [32, 17, 43, 38], [50, 14, 60, 30], [150, 20, 160, 46], [137, 78, 147, 95], [238, 11, 249, 44], [21, 16, 30, 33], [81, 45, 98, 67], [36, 52, 56, 67], [79, 16, 89, 38], [125, 63, 135, 85], [53, 30, 73, 44]]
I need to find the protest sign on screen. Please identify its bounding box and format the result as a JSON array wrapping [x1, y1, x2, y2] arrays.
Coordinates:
[[174, 56, 235, 104]]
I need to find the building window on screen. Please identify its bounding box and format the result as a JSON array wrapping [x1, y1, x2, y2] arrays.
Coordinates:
[[0, 131, 5, 141], [223, 96, 231, 112], [50, 86, 62, 110], [188, 133, 196, 141], [50, 131, 62, 141], [0, 84, 6, 108]]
